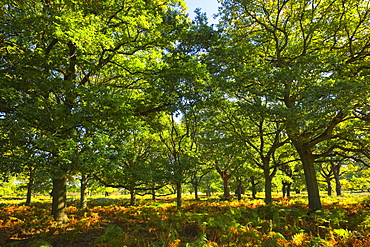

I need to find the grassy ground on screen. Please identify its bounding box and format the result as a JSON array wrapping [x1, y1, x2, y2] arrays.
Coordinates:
[[1, 192, 370, 246]]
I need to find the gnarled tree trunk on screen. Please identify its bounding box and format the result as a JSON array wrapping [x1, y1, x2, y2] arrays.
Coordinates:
[[216, 167, 232, 199], [333, 163, 342, 196]]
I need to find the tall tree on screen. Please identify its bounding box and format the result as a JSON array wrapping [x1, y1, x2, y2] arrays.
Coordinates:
[[96, 123, 169, 206], [157, 114, 198, 208], [216, 0, 370, 211], [198, 122, 245, 199], [204, 98, 289, 204], [0, 0, 188, 223]]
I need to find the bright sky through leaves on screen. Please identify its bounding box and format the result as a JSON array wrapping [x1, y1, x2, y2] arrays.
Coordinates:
[[184, 0, 220, 24]]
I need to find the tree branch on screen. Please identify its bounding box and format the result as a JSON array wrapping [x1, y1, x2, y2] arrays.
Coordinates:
[[308, 110, 345, 147]]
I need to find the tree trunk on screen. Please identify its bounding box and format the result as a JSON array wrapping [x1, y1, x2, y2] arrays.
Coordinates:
[[251, 177, 258, 199], [151, 188, 156, 201], [193, 182, 199, 201], [176, 181, 182, 208], [130, 188, 136, 206], [333, 165, 342, 196], [252, 184, 257, 199], [25, 177, 34, 206], [79, 174, 88, 209], [286, 183, 291, 197], [216, 168, 231, 198], [222, 178, 231, 198], [335, 178, 341, 196], [282, 182, 292, 198], [264, 169, 272, 204], [51, 178, 69, 224], [292, 141, 322, 211], [236, 180, 243, 201], [327, 178, 332, 196]]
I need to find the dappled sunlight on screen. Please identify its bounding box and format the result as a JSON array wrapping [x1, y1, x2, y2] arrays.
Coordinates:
[[1, 194, 370, 246]]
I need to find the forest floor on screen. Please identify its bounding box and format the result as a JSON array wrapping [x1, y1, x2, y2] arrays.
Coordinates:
[[1, 192, 370, 246]]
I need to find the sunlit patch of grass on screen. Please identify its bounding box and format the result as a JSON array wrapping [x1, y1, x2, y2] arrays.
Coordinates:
[[0, 195, 52, 205]]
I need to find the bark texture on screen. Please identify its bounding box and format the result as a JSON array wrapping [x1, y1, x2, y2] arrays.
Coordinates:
[[292, 140, 322, 211], [52, 178, 69, 224], [79, 174, 88, 210]]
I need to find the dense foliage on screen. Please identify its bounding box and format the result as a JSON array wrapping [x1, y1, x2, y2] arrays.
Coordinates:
[[0, 1, 369, 244]]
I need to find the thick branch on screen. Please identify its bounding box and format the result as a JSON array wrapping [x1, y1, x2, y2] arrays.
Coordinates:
[[308, 110, 345, 147], [45, 39, 58, 55]]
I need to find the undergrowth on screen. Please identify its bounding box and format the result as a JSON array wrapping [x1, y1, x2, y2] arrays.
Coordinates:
[[1, 195, 370, 246]]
